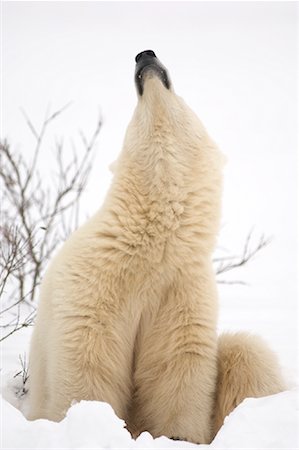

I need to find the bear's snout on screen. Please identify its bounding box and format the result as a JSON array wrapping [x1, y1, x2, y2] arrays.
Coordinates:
[[135, 50, 157, 63], [135, 49, 171, 96]]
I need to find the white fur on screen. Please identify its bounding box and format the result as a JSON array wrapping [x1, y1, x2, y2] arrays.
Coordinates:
[[28, 73, 284, 444]]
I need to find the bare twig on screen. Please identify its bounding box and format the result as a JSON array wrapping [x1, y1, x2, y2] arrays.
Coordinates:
[[14, 353, 29, 385], [13, 353, 29, 396], [214, 230, 271, 284]]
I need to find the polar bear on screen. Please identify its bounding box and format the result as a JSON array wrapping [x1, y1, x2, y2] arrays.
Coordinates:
[[27, 50, 285, 444]]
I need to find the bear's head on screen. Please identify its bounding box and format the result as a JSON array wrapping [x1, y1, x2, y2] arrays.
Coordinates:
[[118, 50, 224, 185], [110, 51, 224, 257]]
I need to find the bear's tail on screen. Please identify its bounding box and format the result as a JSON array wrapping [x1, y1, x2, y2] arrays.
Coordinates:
[[213, 332, 286, 438]]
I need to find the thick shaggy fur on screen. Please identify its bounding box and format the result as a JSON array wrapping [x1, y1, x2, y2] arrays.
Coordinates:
[[27, 72, 285, 444], [213, 332, 286, 438]]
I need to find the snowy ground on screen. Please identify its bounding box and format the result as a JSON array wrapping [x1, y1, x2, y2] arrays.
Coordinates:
[[1, 388, 298, 449]]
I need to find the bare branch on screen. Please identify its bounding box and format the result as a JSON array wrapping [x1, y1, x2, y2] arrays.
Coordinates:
[[0, 108, 101, 340], [214, 231, 271, 283], [217, 280, 248, 286], [20, 108, 39, 140]]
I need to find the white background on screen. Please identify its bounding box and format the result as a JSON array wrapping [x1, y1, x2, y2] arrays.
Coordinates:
[[2, 1, 298, 371]]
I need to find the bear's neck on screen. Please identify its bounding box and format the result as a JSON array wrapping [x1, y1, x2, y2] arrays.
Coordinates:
[[98, 120, 222, 267]]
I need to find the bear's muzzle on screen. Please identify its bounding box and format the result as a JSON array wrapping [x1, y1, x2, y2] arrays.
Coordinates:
[[135, 50, 171, 96]]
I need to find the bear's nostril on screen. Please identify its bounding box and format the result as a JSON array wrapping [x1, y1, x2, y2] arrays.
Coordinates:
[[135, 50, 157, 63]]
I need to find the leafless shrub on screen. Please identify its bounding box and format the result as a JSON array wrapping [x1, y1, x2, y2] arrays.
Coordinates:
[[0, 105, 101, 341], [214, 230, 271, 285]]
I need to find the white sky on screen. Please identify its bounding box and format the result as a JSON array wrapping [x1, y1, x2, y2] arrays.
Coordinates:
[[2, 2, 298, 365]]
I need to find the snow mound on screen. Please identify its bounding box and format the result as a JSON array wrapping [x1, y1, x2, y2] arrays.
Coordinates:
[[1, 389, 298, 449], [1, 396, 199, 449], [212, 389, 299, 449]]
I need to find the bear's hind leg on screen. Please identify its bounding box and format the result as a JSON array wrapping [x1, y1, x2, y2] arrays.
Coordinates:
[[213, 332, 286, 437]]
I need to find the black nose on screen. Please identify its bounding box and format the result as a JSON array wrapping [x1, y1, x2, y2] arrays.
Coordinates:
[[135, 50, 156, 63]]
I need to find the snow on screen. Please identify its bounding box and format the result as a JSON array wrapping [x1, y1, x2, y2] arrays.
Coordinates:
[[212, 391, 299, 449], [1, 378, 298, 449], [1, 396, 199, 449]]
